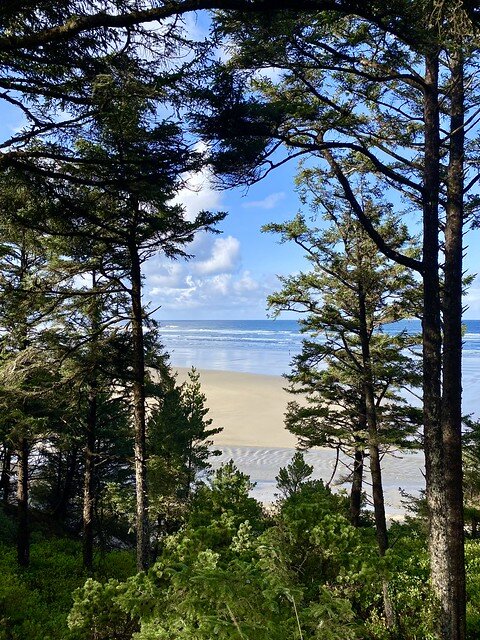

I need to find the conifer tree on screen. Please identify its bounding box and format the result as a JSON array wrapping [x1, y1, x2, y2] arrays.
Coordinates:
[[16, 63, 226, 570], [266, 205, 421, 534], [266, 202, 421, 623], [148, 366, 221, 534], [197, 7, 477, 634], [0, 211, 65, 565]]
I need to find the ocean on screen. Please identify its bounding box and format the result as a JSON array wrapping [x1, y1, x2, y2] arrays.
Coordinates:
[[160, 319, 480, 511], [160, 318, 480, 416], [160, 319, 304, 377]]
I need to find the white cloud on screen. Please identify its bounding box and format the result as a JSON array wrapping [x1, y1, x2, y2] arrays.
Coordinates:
[[210, 273, 232, 295], [242, 192, 286, 210], [144, 228, 281, 318], [147, 262, 183, 288], [194, 236, 240, 275], [146, 261, 276, 318], [254, 67, 284, 83], [233, 271, 259, 293], [172, 148, 223, 222]]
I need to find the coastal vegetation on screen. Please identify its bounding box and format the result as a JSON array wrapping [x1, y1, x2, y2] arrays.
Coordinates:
[[0, 2, 479, 639]]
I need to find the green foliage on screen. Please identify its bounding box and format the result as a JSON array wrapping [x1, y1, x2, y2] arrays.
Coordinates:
[[0, 510, 16, 545], [264, 206, 421, 547], [273, 480, 381, 611], [0, 539, 85, 640], [0, 471, 478, 640], [0, 571, 52, 640], [68, 495, 361, 640], [265, 209, 421, 457], [94, 550, 137, 583], [463, 419, 480, 537], [465, 541, 480, 637], [68, 578, 141, 640], [370, 525, 435, 639], [275, 451, 314, 499], [66, 468, 379, 640], [188, 461, 265, 534], [148, 367, 222, 533], [0, 535, 136, 640]]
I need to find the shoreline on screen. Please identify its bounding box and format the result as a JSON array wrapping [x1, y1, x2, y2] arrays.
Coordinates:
[[174, 367, 426, 513]]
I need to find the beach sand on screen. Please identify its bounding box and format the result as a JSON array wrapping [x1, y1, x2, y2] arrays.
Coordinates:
[[174, 367, 425, 514], [175, 367, 296, 448]]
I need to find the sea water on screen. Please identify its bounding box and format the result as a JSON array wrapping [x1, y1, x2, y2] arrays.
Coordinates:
[[161, 318, 480, 417], [160, 319, 480, 511], [160, 319, 303, 376]]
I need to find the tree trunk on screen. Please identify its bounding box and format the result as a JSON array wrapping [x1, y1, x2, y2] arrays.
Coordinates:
[[357, 287, 394, 625], [1, 443, 11, 506], [53, 447, 78, 520], [83, 269, 101, 571], [16, 437, 30, 567], [83, 384, 97, 570], [53, 451, 63, 510], [421, 52, 456, 640], [358, 290, 389, 555], [130, 242, 150, 572], [350, 445, 364, 527], [185, 442, 193, 500], [441, 46, 466, 640]]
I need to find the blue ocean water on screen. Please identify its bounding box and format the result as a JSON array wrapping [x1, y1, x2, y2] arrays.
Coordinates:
[[160, 318, 480, 418], [160, 319, 303, 376]]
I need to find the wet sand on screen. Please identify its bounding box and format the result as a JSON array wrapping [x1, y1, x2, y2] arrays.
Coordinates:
[[175, 367, 297, 448], [175, 367, 425, 513]]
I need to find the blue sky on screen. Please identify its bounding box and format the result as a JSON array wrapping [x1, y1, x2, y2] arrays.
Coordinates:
[[145, 158, 312, 320], [1, 41, 479, 321], [144, 163, 480, 321]]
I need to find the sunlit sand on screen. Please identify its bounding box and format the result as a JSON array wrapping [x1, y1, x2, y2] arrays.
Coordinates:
[[175, 367, 425, 514], [176, 367, 296, 448]]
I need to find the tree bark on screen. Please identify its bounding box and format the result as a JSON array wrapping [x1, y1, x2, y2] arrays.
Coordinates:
[[350, 448, 363, 527], [358, 289, 389, 555], [442, 45, 466, 640], [16, 437, 30, 567], [1, 443, 11, 506], [83, 269, 101, 571], [52, 447, 78, 520], [421, 52, 458, 640], [83, 384, 97, 570], [130, 241, 150, 572], [357, 286, 394, 625]]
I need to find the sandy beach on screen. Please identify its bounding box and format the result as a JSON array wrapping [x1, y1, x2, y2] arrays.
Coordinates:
[[175, 367, 425, 513], [175, 367, 296, 448]]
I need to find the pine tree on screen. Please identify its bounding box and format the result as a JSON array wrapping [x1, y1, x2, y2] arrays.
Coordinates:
[[148, 366, 222, 536], [197, 7, 477, 634], [0, 211, 65, 565], [14, 66, 226, 569], [266, 206, 421, 528], [266, 203, 421, 623]]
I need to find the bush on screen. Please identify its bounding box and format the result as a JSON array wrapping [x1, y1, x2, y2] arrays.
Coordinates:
[[466, 540, 480, 638], [366, 524, 436, 640], [0, 536, 136, 640], [66, 473, 370, 640], [68, 578, 141, 640], [188, 461, 265, 532]]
